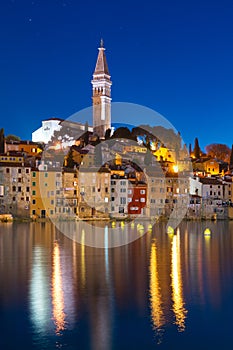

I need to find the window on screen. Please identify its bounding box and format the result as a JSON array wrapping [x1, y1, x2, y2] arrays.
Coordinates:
[[6, 168, 10, 173], [210, 191, 212, 195], [111, 197, 115, 201], [81, 207, 85, 212], [12, 186, 16, 192], [92, 187, 95, 192], [51, 200, 54, 205], [32, 172, 36, 177], [151, 199, 155, 204], [32, 210, 36, 215], [18, 169, 21, 174], [140, 190, 146, 194], [18, 187, 21, 192], [120, 188, 126, 193], [105, 187, 108, 193], [32, 199, 36, 204], [120, 197, 126, 205], [140, 198, 145, 202], [120, 180, 126, 186], [128, 198, 132, 202], [32, 182, 36, 186], [32, 190, 36, 195], [50, 210, 54, 215], [13, 197, 16, 201], [128, 189, 132, 194], [218, 191, 221, 196], [26, 187, 30, 192], [26, 169, 29, 174], [26, 197, 29, 201], [45, 173, 48, 178], [18, 178, 22, 183], [111, 180, 116, 185]]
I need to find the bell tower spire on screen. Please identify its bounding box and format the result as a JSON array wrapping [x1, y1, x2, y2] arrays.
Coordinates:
[[92, 40, 112, 138]]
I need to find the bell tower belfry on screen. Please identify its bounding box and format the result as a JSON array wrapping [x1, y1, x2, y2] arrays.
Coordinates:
[[92, 39, 112, 138]]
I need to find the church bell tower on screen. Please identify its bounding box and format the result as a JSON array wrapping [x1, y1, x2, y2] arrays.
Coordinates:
[[92, 39, 112, 139]]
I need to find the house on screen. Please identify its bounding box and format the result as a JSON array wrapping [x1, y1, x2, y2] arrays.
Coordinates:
[[0, 160, 31, 217], [110, 174, 129, 216], [128, 181, 147, 215], [78, 167, 111, 219]]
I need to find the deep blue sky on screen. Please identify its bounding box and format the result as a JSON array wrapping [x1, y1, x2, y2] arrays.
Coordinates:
[[1, 0, 233, 150]]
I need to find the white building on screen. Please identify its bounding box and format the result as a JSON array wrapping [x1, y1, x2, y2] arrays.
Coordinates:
[[110, 175, 129, 215], [32, 118, 62, 144]]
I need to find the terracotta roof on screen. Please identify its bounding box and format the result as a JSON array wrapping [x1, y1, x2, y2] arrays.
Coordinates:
[[199, 177, 222, 185]]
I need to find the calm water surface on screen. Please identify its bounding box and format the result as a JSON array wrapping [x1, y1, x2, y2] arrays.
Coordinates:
[[1, 221, 233, 349]]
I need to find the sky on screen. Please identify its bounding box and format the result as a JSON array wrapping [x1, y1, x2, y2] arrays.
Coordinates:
[[0, 0, 233, 151]]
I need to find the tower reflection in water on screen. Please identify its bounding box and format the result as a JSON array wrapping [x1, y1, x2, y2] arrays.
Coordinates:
[[171, 229, 187, 332]]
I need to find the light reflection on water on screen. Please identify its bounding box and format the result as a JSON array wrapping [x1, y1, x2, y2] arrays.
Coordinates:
[[0, 221, 233, 349], [52, 241, 66, 334], [170, 229, 187, 332]]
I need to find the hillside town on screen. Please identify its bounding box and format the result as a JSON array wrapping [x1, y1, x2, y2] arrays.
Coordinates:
[[1, 41, 233, 222]]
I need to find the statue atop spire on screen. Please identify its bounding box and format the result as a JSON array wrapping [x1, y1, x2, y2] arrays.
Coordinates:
[[93, 39, 110, 75], [100, 38, 104, 48]]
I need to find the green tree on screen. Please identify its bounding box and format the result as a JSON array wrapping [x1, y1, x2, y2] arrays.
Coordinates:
[[5, 134, 20, 142], [65, 148, 75, 168], [104, 128, 111, 140], [0, 128, 5, 153], [193, 137, 201, 159]]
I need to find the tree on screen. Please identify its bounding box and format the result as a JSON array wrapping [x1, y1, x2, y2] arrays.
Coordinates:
[[5, 134, 20, 142], [144, 149, 152, 166], [104, 128, 111, 140], [205, 143, 231, 162], [112, 127, 136, 140], [94, 143, 103, 167], [0, 128, 4, 153], [84, 121, 89, 132], [65, 148, 75, 168], [193, 137, 201, 159], [230, 145, 233, 170]]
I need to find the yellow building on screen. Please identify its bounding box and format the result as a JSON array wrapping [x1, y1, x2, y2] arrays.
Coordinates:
[[78, 167, 111, 219], [5, 141, 43, 156], [31, 169, 61, 219], [153, 146, 176, 163]]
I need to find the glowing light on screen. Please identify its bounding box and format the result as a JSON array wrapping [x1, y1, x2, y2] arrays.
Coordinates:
[[54, 143, 61, 150], [204, 228, 211, 236], [52, 242, 66, 334], [81, 229, 86, 288], [167, 226, 174, 235], [149, 240, 164, 342], [173, 165, 179, 173], [171, 232, 187, 332]]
